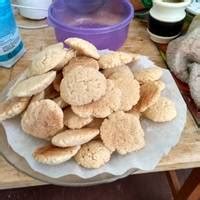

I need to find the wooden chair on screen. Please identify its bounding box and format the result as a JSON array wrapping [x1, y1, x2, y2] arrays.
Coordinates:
[[166, 168, 200, 200]]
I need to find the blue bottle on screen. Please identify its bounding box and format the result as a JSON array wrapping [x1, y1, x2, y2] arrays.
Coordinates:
[[0, 0, 25, 68]]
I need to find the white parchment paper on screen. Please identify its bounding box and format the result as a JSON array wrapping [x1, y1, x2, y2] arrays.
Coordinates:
[[1, 56, 187, 179]]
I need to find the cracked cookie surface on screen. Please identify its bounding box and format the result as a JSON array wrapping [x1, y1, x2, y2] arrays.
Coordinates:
[[60, 66, 107, 106]]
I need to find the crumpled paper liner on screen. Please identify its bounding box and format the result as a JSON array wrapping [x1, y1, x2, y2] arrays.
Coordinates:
[[1, 55, 187, 179]]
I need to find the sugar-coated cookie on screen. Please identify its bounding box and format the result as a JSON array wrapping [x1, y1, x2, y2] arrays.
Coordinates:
[[134, 81, 160, 112], [52, 128, 99, 147], [74, 140, 111, 169], [28, 43, 75, 76], [33, 145, 80, 165], [63, 56, 99, 75], [64, 107, 93, 129], [143, 97, 177, 122], [65, 38, 99, 59], [12, 71, 56, 97], [99, 52, 140, 69], [100, 111, 145, 155], [60, 66, 107, 106], [133, 67, 163, 84], [21, 99, 64, 139], [71, 80, 121, 118], [0, 97, 30, 121]]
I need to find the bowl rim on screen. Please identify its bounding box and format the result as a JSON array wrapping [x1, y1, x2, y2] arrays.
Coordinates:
[[48, 0, 134, 34]]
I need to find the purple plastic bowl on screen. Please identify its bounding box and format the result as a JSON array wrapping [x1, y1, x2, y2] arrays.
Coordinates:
[[48, 0, 134, 50]]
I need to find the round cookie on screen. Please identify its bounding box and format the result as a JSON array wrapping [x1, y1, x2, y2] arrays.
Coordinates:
[[133, 67, 163, 84], [21, 99, 64, 139], [143, 97, 177, 122], [64, 37, 100, 59], [102, 64, 133, 79], [12, 71, 56, 97], [99, 52, 140, 69], [63, 56, 99, 75], [72, 80, 121, 118], [64, 107, 93, 129], [28, 43, 75, 76], [134, 81, 161, 112], [60, 66, 107, 106], [74, 140, 111, 169], [100, 111, 145, 155], [52, 128, 99, 147], [33, 145, 80, 165], [53, 72, 63, 92], [53, 96, 68, 109], [0, 97, 30, 121], [109, 72, 140, 111]]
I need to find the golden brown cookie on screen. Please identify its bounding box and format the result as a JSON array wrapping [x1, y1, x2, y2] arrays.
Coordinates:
[[64, 37, 100, 59], [72, 80, 121, 118], [74, 140, 111, 169], [133, 67, 163, 84], [63, 107, 93, 129], [53, 72, 63, 92], [0, 97, 30, 121], [134, 81, 161, 112], [100, 111, 145, 155], [52, 128, 99, 147], [12, 71, 56, 97], [53, 96, 68, 109], [109, 73, 140, 111], [99, 52, 140, 69], [143, 97, 177, 122], [28, 43, 75, 76], [62, 56, 99, 75], [21, 99, 64, 139], [60, 66, 107, 106], [33, 145, 80, 165]]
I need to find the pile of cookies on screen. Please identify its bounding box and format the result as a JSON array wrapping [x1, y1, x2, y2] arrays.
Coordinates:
[[0, 38, 177, 169]]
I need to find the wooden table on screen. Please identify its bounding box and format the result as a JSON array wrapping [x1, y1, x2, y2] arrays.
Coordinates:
[[0, 19, 200, 190]]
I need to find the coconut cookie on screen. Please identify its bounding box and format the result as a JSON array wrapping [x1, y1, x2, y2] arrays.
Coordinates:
[[143, 97, 177, 122], [53, 72, 63, 92], [21, 99, 64, 139], [72, 80, 121, 118], [64, 107, 93, 129], [134, 81, 161, 112], [0, 97, 30, 121], [74, 140, 111, 169], [133, 67, 163, 84], [109, 73, 140, 111], [52, 128, 99, 147], [63, 56, 99, 75], [33, 145, 80, 165], [12, 71, 56, 97], [102, 64, 133, 79], [99, 52, 140, 69], [53, 96, 68, 109], [28, 43, 75, 76], [100, 111, 145, 155], [60, 66, 107, 106], [65, 37, 100, 59]]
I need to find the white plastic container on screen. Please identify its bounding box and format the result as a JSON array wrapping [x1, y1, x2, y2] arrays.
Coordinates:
[[16, 0, 52, 20], [148, 0, 191, 43]]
